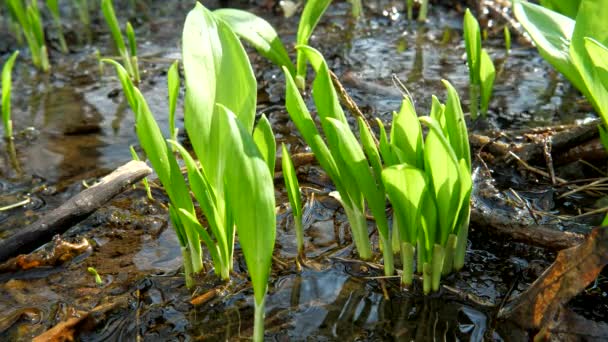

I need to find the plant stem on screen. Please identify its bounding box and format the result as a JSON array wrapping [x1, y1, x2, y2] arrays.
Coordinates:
[[431, 244, 444, 292], [295, 214, 304, 258], [442, 234, 457, 275], [253, 297, 266, 342], [407, 0, 413, 21], [391, 214, 400, 254], [417, 239, 423, 273], [469, 83, 480, 120], [401, 242, 415, 286], [417, 0, 428, 22], [423, 262, 432, 294], [454, 213, 470, 271], [344, 205, 372, 260], [380, 234, 394, 276], [181, 247, 194, 289]]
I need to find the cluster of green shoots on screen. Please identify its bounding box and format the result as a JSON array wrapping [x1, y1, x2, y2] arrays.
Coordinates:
[[5, 0, 49, 71], [514, 0, 608, 150], [106, 4, 276, 341], [463, 9, 495, 120], [281, 47, 471, 292], [101, 0, 140, 83]]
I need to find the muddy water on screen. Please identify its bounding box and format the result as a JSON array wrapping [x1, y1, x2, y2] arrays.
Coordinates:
[[0, 0, 605, 340]]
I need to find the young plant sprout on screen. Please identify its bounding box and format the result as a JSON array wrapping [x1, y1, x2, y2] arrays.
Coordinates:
[[463, 9, 495, 119], [282, 143, 305, 260], [282, 46, 395, 276], [348, 0, 362, 19], [87, 267, 103, 285], [45, 0, 68, 53], [101, 0, 139, 82], [514, 0, 608, 150], [7, 0, 50, 71], [106, 4, 276, 340], [504, 26, 511, 54], [418, 0, 429, 22], [2, 51, 19, 140]]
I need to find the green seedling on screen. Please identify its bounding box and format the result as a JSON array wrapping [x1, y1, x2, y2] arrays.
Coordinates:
[[418, 0, 429, 22], [7, 0, 49, 71], [464, 9, 495, 119], [282, 46, 395, 276], [107, 4, 276, 340], [348, 0, 362, 19], [2, 51, 19, 140], [87, 267, 103, 285], [45, 0, 68, 53], [513, 0, 608, 150], [282, 143, 305, 259], [101, 0, 139, 82], [129, 145, 153, 200]]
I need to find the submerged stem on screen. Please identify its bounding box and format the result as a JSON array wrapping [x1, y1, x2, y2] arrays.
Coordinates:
[[181, 247, 194, 289]]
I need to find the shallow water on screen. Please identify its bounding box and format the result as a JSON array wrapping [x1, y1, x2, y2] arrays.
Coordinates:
[[0, 0, 606, 340]]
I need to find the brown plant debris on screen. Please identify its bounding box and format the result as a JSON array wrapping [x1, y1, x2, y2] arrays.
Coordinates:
[[498, 227, 608, 330]]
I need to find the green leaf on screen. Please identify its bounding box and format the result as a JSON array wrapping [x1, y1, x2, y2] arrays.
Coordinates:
[[218, 104, 276, 306], [390, 97, 424, 168], [183, 3, 257, 188], [101, 59, 136, 111], [325, 117, 389, 240], [2, 50, 19, 139], [296, 0, 332, 81], [419, 116, 462, 245], [539, 0, 581, 18], [442, 80, 471, 169], [253, 114, 277, 174], [101, 0, 127, 58], [513, 1, 587, 95], [382, 165, 427, 243], [282, 143, 302, 219], [463, 9, 481, 84], [167, 60, 180, 142], [479, 49, 495, 116], [585, 37, 608, 92], [376, 118, 397, 166], [126, 21, 137, 57], [213, 9, 295, 76], [571, 1, 608, 123], [358, 117, 383, 191]]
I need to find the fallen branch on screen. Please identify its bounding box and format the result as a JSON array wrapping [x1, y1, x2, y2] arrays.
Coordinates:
[[470, 202, 586, 250], [0, 160, 151, 262]]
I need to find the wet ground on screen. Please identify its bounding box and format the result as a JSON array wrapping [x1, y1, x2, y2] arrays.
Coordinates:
[[1, 0, 607, 340]]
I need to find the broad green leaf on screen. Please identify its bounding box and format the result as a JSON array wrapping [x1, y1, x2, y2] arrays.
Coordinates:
[[390, 97, 423, 168], [325, 117, 389, 240], [420, 116, 461, 245], [539, 0, 581, 18], [2, 51, 18, 138], [585, 37, 608, 92], [296, 0, 332, 80], [282, 143, 302, 218], [463, 9, 481, 84], [382, 165, 427, 243], [213, 9, 295, 76], [358, 117, 383, 190], [167, 60, 180, 141], [513, 1, 587, 94], [183, 3, 257, 188], [282, 65, 341, 186], [571, 1, 608, 123], [442, 80, 471, 169], [479, 49, 495, 116], [253, 115, 276, 174], [218, 104, 276, 306], [299, 46, 348, 125]]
